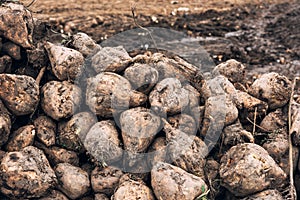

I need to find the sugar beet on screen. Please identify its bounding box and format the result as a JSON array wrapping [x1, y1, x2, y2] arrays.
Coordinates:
[[0, 74, 39, 116]]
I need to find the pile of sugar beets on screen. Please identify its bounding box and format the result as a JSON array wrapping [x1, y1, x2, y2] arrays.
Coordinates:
[[0, 2, 300, 200]]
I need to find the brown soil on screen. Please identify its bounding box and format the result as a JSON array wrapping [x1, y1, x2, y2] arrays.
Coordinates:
[[22, 0, 300, 78]]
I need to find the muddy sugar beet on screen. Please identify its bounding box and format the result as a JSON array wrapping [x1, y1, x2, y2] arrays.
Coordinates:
[[86, 72, 147, 118], [0, 48, 295, 200], [44, 42, 85, 81], [220, 143, 287, 197], [0, 100, 11, 147], [41, 81, 82, 120], [0, 3, 299, 198], [0, 74, 39, 116]]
